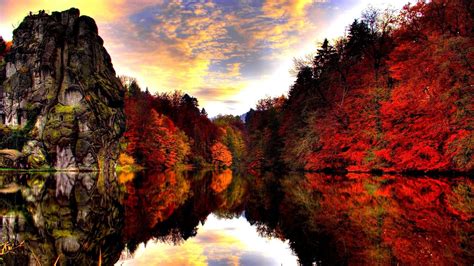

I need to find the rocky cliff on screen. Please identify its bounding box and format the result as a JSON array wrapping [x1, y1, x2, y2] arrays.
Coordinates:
[[0, 8, 125, 171]]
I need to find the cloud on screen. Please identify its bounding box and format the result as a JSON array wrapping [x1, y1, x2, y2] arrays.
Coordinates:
[[121, 239, 208, 266], [194, 87, 242, 101], [227, 63, 241, 78], [101, 1, 329, 102], [0, 0, 414, 116], [222, 100, 241, 105]]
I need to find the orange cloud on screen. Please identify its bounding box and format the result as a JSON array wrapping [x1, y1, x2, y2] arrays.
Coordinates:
[[227, 63, 241, 78], [121, 240, 208, 266], [262, 0, 317, 18]]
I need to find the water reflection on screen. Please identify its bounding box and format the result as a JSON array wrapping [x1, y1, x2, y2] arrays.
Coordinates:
[[121, 170, 249, 253], [1, 170, 472, 265], [118, 214, 297, 266], [0, 171, 124, 265], [245, 173, 474, 265]]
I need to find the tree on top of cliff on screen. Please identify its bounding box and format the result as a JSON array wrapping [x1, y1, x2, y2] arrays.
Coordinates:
[[0, 37, 5, 56], [0, 37, 11, 59]]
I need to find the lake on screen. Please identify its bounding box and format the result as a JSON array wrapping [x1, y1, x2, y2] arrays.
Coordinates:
[[0, 170, 472, 265]]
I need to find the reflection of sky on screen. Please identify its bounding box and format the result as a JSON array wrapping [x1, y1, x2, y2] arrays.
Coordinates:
[[116, 214, 297, 266]]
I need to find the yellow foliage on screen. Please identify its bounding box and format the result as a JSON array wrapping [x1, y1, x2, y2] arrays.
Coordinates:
[[118, 153, 135, 166], [118, 171, 136, 184]]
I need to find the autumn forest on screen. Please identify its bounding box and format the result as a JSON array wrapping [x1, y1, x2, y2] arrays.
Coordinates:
[[107, 0, 473, 174]]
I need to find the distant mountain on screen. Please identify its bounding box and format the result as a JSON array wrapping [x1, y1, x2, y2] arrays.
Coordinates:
[[239, 108, 254, 123], [239, 112, 247, 123]]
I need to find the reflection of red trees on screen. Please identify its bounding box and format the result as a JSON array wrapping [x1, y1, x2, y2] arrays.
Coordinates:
[[247, 173, 472, 264], [121, 170, 248, 251], [379, 179, 471, 264], [210, 169, 233, 193], [122, 171, 190, 240], [300, 173, 473, 265]]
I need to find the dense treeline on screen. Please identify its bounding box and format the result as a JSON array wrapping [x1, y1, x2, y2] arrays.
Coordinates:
[[0, 37, 12, 77], [0, 36, 11, 59], [246, 0, 473, 173], [213, 115, 246, 167], [120, 79, 246, 169]]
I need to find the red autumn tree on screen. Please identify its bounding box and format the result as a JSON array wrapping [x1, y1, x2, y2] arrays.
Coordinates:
[[380, 0, 473, 171], [152, 92, 221, 163], [119, 77, 221, 168], [213, 115, 246, 166]]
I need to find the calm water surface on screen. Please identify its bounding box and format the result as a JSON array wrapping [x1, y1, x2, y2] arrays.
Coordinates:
[[117, 214, 297, 265], [0, 170, 472, 265]]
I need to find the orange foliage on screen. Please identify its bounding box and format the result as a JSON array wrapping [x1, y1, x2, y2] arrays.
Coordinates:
[[210, 169, 233, 193], [246, 173, 473, 264], [122, 170, 191, 240], [118, 171, 136, 184], [124, 94, 190, 168], [118, 153, 135, 166], [211, 142, 232, 167]]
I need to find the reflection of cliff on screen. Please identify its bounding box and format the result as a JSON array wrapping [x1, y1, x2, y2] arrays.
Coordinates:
[[0, 172, 124, 265], [245, 173, 474, 265]]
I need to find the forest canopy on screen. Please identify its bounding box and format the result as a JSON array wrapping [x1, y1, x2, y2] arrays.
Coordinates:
[[245, 0, 473, 173]]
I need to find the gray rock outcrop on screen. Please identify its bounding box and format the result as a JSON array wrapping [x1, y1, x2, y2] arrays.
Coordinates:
[[0, 8, 125, 171]]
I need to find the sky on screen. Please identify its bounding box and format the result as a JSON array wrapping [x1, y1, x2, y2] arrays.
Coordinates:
[[0, 0, 412, 116]]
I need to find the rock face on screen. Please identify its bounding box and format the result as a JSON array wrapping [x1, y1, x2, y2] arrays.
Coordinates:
[[0, 8, 125, 171]]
